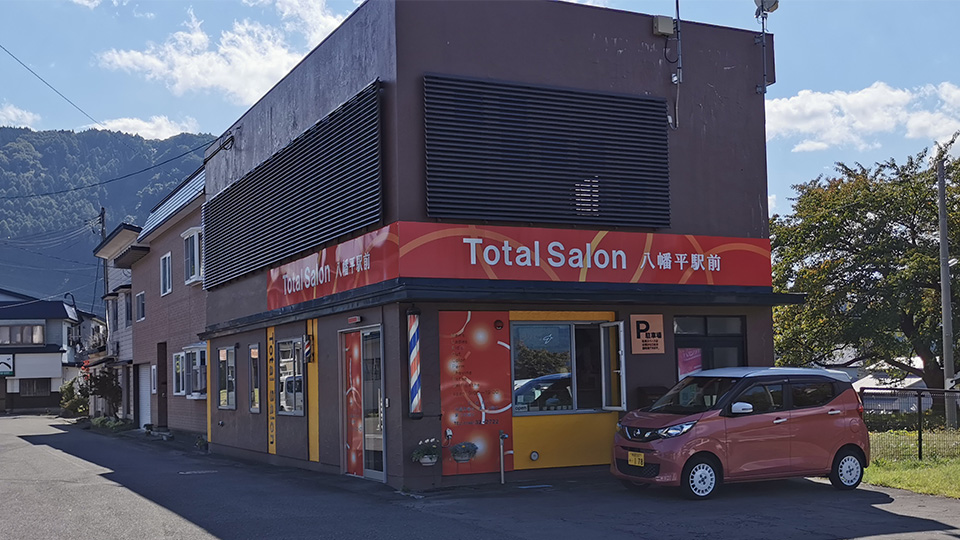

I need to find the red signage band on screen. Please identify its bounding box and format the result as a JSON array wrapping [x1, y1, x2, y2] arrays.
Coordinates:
[[267, 222, 772, 310], [398, 222, 771, 288]]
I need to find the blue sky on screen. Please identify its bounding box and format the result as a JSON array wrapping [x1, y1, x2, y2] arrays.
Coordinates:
[[1, 0, 958, 218]]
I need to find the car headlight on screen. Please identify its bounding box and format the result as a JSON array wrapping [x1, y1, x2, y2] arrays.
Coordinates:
[[656, 421, 696, 438]]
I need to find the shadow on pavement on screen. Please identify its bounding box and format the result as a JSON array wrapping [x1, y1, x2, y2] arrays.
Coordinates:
[[16, 417, 960, 540]]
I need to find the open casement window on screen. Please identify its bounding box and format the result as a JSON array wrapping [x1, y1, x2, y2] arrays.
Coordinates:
[[600, 321, 626, 411], [181, 227, 202, 285], [512, 319, 624, 415], [183, 346, 207, 398], [172, 352, 186, 395], [160, 253, 172, 296]]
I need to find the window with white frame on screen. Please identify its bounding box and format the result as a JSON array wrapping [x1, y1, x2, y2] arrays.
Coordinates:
[[173, 352, 186, 395], [160, 253, 172, 296], [185, 347, 207, 396], [182, 227, 202, 285], [511, 320, 625, 415], [218, 347, 236, 409], [136, 292, 145, 321]]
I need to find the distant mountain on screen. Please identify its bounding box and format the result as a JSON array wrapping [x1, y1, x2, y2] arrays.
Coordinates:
[[0, 127, 213, 316]]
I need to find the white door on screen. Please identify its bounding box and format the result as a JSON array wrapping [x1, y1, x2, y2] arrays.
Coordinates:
[[138, 364, 152, 428]]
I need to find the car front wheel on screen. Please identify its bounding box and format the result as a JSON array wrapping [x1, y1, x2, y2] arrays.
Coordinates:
[[681, 456, 720, 500], [829, 448, 864, 490]]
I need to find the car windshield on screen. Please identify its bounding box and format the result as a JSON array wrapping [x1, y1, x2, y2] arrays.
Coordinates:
[[649, 376, 739, 414]]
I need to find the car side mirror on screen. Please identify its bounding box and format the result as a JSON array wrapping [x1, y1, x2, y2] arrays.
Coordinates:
[[731, 402, 754, 415]]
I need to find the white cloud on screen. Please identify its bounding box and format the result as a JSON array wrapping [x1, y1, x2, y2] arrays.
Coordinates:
[[904, 110, 960, 142], [274, 0, 345, 46], [97, 2, 345, 106], [0, 103, 41, 128], [767, 81, 960, 152], [768, 194, 777, 216], [69, 0, 102, 8], [132, 7, 155, 19], [94, 115, 200, 139]]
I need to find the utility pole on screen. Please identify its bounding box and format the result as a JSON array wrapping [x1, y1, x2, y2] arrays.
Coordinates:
[[937, 159, 957, 428], [100, 207, 108, 316]]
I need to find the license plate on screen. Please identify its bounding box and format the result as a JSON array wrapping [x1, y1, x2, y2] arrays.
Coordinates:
[[628, 451, 645, 467]]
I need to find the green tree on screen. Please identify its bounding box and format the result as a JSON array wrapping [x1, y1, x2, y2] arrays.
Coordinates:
[[771, 138, 960, 390]]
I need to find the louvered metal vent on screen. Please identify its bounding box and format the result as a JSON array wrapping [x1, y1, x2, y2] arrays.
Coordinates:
[[203, 80, 382, 289], [424, 75, 669, 228]]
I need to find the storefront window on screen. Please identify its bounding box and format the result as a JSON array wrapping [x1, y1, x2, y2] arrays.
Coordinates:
[[512, 322, 616, 414], [218, 347, 236, 409], [249, 344, 260, 413], [674, 316, 746, 379], [277, 340, 304, 415]]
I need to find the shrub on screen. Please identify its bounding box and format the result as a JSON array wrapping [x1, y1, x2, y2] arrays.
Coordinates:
[[91, 416, 133, 432], [60, 377, 88, 416]]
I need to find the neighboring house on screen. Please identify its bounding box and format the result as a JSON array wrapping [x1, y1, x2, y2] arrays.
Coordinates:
[[93, 224, 143, 420], [848, 358, 934, 413], [129, 168, 207, 435], [196, 0, 796, 490], [0, 288, 82, 412]]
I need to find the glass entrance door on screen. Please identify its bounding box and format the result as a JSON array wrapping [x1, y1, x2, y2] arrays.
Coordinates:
[[361, 329, 383, 480], [342, 328, 384, 481]]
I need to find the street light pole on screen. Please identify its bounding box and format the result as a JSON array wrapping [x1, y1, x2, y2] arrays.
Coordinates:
[[937, 158, 958, 428]]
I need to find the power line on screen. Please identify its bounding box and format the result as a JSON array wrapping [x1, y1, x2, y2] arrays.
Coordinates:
[[2, 243, 103, 267], [0, 140, 212, 200], [0, 42, 106, 130]]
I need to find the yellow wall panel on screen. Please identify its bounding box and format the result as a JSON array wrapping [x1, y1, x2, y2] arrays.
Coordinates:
[[512, 412, 619, 469], [509, 311, 615, 322], [307, 319, 319, 462]]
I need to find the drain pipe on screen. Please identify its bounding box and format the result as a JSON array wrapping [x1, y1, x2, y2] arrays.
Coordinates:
[[499, 430, 509, 485]]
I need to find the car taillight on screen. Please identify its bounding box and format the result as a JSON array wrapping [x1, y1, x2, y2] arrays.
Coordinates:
[[855, 392, 865, 418]]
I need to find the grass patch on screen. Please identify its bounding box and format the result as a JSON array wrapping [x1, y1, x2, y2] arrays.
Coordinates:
[[870, 430, 960, 461], [864, 457, 960, 498]]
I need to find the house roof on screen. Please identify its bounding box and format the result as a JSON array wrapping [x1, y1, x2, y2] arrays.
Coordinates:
[[0, 300, 79, 322], [113, 245, 150, 269], [0, 344, 65, 354], [0, 288, 38, 302], [94, 223, 143, 259], [138, 168, 204, 242]]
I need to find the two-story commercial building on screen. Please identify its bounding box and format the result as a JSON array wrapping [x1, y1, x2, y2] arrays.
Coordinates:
[[197, 0, 794, 490]]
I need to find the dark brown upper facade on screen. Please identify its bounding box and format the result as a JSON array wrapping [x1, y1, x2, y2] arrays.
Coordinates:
[[201, 0, 774, 326]]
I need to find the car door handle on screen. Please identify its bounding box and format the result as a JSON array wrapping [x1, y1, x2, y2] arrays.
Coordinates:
[[773, 417, 787, 424], [828, 410, 842, 415]]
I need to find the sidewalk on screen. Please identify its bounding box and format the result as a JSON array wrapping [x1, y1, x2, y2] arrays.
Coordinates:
[[67, 416, 209, 457]]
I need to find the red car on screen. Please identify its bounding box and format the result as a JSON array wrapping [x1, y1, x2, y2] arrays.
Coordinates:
[[612, 367, 870, 499]]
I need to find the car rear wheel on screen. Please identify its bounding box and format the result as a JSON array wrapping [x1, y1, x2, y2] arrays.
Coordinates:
[[829, 448, 864, 490], [681, 456, 720, 500]]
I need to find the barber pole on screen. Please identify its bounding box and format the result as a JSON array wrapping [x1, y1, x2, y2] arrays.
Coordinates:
[[303, 334, 312, 363], [408, 309, 422, 419]]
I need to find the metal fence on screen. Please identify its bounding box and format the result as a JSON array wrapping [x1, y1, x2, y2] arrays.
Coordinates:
[[859, 387, 960, 462]]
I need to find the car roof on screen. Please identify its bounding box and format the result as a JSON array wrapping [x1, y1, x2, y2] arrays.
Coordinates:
[[691, 366, 851, 382]]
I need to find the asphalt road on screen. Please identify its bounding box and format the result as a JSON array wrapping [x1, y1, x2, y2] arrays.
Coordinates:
[[1, 415, 958, 540]]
